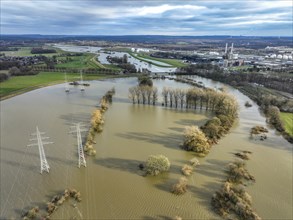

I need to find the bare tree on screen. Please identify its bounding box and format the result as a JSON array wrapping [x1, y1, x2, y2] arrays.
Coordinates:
[[162, 87, 169, 106], [134, 86, 141, 104], [178, 89, 185, 109], [128, 87, 136, 104], [174, 89, 180, 108], [152, 87, 158, 105], [141, 86, 147, 105], [169, 89, 174, 108], [146, 86, 153, 105]]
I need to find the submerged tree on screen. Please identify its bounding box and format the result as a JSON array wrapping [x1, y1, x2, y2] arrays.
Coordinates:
[[128, 85, 158, 105], [182, 126, 210, 155], [162, 87, 169, 106], [145, 155, 171, 176]]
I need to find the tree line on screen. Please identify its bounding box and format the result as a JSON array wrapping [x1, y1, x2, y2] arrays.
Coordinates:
[[161, 87, 237, 117], [128, 86, 158, 105], [32, 66, 118, 74], [177, 64, 292, 94], [31, 48, 57, 54]]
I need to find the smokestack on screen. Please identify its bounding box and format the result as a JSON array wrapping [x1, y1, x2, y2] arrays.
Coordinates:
[[231, 43, 234, 54], [225, 43, 228, 54]]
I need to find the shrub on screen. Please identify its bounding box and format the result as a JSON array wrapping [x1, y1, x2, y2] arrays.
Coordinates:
[[250, 126, 268, 135], [181, 164, 193, 176], [100, 98, 109, 112], [266, 106, 285, 132], [189, 157, 200, 166], [0, 72, 9, 82], [23, 206, 39, 219], [171, 177, 188, 195], [245, 101, 252, 107], [234, 151, 250, 160], [227, 159, 255, 183], [211, 182, 260, 220], [145, 155, 170, 176], [138, 75, 153, 87], [91, 109, 104, 132], [182, 126, 210, 155], [103, 87, 115, 103]]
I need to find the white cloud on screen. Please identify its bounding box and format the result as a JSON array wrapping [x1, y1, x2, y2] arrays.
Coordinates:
[[1, 0, 292, 35], [86, 4, 206, 19], [132, 4, 206, 16]]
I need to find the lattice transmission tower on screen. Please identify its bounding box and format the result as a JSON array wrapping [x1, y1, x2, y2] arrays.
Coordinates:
[[65, 72, 70, 93], [70, 123, 87, 168], [27, 126, 53, 174], [80, 70, 85, 91]]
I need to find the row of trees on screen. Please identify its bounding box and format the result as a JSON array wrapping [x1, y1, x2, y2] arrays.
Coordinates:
[[162, 87, 238, 118], [128, 86, 158, 105], [9, 66, 38, 76], [32, 65, 117, 74], [177, 64, 292, 95], [84, 88, 115, 156], [31, 48, 56, 54], [211, 155, 260, 220]]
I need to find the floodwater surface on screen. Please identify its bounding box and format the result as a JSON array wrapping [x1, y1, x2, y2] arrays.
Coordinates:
[[0, 77, 292, 219]]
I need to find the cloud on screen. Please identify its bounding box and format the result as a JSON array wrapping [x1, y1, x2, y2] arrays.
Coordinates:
[[1, 0, 292, 36]]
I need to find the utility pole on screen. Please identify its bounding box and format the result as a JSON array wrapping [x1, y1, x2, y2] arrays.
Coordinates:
[[70, 123, 87, 168], [27, 126, 53, 174], [65, 72, 70, 93], [80, 70, 85, 91]]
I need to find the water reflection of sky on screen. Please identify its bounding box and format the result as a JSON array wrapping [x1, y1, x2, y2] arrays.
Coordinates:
[[54, 44, 176, 73]]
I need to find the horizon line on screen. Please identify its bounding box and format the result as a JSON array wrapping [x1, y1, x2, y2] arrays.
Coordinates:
[[1, 34, 292, 38]]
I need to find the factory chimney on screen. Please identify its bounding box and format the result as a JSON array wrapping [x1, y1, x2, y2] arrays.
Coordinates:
[[231, 43, 234, 54]]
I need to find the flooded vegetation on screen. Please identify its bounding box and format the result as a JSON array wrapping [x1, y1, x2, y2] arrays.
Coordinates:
[[84, 88, 115, 156], [0, 76, 292, 219]]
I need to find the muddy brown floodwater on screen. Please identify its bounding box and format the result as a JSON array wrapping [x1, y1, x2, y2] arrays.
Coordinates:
[[0, 77, 292, 219]]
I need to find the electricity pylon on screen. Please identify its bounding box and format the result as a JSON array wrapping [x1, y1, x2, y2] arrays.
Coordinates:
[[65, 72, 70, 92], [80, 70, 85, 91], [70, 123, 87, 168], [27, 126, 53, 174]]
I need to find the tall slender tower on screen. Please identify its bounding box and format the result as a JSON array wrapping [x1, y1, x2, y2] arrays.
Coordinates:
[[225, 43, 228, 54], [70, 123, 87, 168], [80, 70, 85, 91], [27, 127, 53, 174], [65, 72, 70, 92], [231, 43, 234, 55]]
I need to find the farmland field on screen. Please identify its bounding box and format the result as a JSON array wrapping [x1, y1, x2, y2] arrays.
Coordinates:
[[280, 112, 293, 136], [0, 72, 116, 99]]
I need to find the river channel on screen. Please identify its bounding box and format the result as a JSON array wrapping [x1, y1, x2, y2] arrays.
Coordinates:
[[0, 76, 292, 219]]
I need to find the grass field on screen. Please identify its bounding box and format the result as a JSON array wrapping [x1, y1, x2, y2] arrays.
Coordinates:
[[103, 64, 122, 70], [135, 53, 187, 68], [280, 112, 293, 136], [0, 72, 116, 99], [56, 54, 105, 69], [3, 47, 61, 57], [128, 52, 186, 68]]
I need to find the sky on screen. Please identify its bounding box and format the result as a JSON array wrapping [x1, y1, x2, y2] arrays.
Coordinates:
[[1, 0, 292, 36]]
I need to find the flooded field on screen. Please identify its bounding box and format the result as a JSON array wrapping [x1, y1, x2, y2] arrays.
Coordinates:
[[0, 77, 292, 219]]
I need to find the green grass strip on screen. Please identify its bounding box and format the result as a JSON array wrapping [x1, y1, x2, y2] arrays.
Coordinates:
[[280, 112, 293, 136]]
